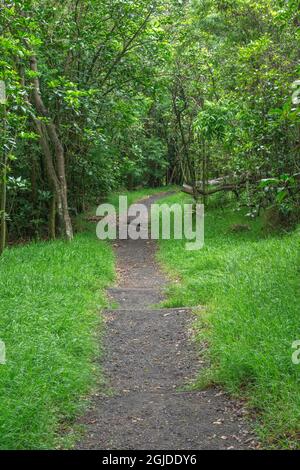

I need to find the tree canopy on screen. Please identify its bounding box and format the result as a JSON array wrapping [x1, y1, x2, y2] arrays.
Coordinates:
[[0, 0, 299, 246]]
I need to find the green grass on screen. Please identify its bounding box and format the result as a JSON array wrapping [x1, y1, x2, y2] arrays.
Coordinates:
[[157, 192, 300, 448], [107, 185, 177, 210], [0, 223, 114, 449]]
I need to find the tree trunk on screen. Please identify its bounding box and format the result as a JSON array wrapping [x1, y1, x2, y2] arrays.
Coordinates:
[[29, 55, 73, 241], [49, 193, 56, 240], [0, 163, 7, 255], [33, 119, 65, 233], [0, 104, 7, 255], [202, 140, 208, 206]]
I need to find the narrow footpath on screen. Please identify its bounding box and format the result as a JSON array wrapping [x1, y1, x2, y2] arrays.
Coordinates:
[[77, 193, 255, 450]]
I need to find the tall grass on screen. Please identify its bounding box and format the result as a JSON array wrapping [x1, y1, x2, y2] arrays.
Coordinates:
[[157, 192, 300, 447], [0, 227, 114, 449]]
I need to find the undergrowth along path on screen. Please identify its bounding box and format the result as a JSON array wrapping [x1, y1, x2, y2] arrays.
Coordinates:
[[77, 193, 255, 450]]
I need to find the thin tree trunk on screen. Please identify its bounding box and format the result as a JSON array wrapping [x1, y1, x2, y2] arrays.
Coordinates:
[[30, 151, 38, 205], [0, 162, 7, 255], [33, 119, 64, 232], [49, 193, 56, 240], [202, 140, 208, 206], [0, 104, 7, 255], [29, 55, 73, 241]]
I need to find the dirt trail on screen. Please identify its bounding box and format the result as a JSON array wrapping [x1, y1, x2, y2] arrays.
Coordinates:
[[77, 193, 255, 450]]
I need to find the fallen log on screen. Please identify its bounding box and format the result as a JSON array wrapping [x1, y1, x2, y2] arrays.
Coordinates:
[[182, 182, 242, 197]]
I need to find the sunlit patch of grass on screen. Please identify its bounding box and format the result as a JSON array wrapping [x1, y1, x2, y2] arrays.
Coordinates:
[[107, 185, 178, 210], [157, 192, 300, 448], [0, 223, 114, 449]]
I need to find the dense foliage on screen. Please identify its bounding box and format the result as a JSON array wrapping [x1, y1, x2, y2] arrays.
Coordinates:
[[158, 191, 300, 448], [0, 0, 299, 244]]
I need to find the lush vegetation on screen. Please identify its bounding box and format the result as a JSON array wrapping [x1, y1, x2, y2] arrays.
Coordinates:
[[0, 1, 299, 247], [158, 192, 300, 448], [0, 225, 114, 449], [0, 0, 299, 450]]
